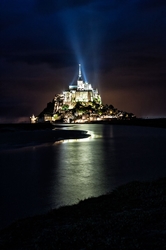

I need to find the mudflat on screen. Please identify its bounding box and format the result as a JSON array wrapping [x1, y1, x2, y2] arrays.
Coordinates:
[[0, 123, 90, 150]]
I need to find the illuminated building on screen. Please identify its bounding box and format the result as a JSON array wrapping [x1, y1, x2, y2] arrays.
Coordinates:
[[30, 114, 38, 123], [56, 64, 101, 110], [31, 64, 135, 123]]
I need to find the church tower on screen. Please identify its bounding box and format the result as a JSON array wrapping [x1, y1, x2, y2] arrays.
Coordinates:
[[77, 64, 84, 90], [78, 64, 82, 80]]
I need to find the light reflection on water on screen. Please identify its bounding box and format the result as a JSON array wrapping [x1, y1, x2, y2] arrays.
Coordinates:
[[0, 124, 166, 228], [51, 125, 116, 207]]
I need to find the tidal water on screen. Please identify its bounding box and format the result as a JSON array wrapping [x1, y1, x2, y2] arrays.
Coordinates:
[[0, 124, 166, 229]]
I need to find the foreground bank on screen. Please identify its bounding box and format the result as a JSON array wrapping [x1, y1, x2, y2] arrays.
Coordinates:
[[0, 178, 166, 249]]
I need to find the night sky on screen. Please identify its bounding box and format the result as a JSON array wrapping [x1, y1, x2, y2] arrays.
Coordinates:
[[0, 0, 166, 122]]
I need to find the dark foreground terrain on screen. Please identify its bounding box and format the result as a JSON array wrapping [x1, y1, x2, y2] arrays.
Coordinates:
[[0, 178, 166, 250]]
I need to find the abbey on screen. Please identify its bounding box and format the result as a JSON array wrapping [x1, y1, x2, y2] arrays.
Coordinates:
[[30, 65, 135, 123], [53, 64, 101, 113]]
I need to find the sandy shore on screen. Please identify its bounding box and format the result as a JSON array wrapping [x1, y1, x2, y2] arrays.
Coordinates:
[[0, 125, 90, 150], [0, 178, 165, 249]]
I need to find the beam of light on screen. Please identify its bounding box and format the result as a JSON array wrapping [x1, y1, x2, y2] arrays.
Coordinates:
[[68, 63, 88, 86], [58, 5, 103, 86]]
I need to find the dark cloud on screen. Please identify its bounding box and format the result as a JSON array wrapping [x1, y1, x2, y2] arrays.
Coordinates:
[[0, 12, 26, 31], [6, 51, 76, 69], [128, 55, 166, 68], [88, 0, 130, 12], [0, 0, 166, 120], [0, 0, 33, 30], [138, 0, 166, 10], [35, 0, 96, 14]]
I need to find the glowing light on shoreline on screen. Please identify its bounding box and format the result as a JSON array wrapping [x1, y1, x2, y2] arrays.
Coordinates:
[[53, 129, 102, 144]]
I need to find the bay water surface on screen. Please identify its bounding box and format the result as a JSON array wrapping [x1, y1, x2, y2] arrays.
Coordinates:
[[0, 124, 166, 228]]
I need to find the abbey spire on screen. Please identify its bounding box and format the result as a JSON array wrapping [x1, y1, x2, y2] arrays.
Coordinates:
[[78, 64, 82, 80]]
